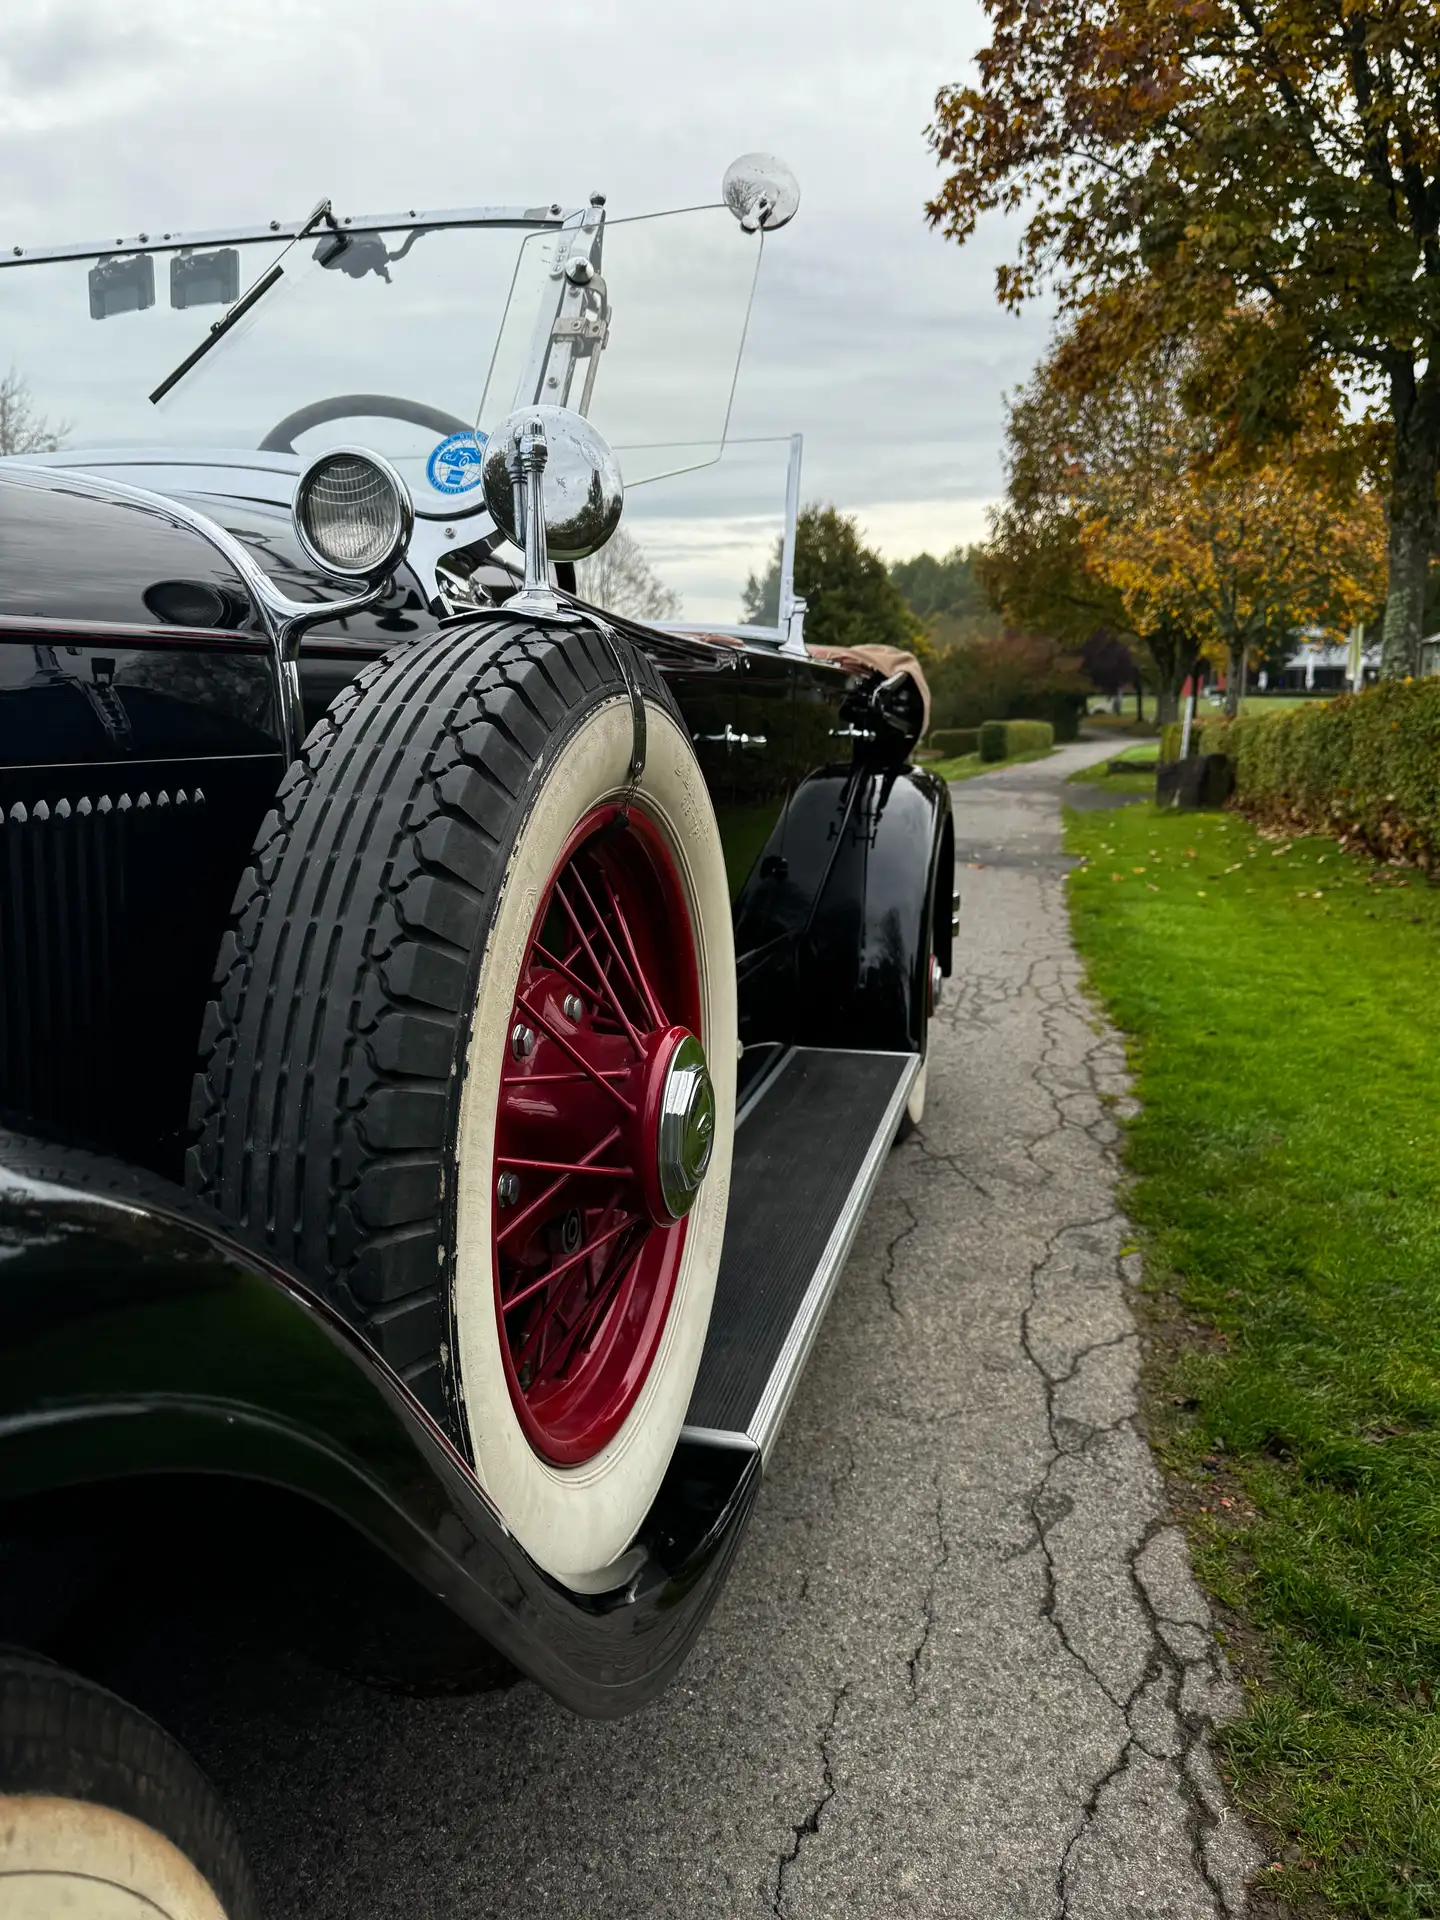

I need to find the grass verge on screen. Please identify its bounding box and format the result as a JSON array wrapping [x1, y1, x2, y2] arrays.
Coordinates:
[[1064, 801, 1440, 1918], [1068, 743, 1159, 792]]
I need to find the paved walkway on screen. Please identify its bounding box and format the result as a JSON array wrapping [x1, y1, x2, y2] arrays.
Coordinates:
[[165, 737, 1259, 1917]]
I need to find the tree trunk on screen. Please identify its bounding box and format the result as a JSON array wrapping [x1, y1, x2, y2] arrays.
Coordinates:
[[1133, 680, 1145, 722], [1380, 361, 1440, 679], [1224, 642, 1244, 717], [1141, 625, 1190, 729]]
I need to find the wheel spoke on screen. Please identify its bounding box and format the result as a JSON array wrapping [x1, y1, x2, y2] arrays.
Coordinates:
[[496, 1123, 625, 1247], [515, 994, 636, 1113], [501, 1210, 639, 1317], [595, 866, 668, 1030], [544, 1224, 651, 1379], [497, 1155, 634, 1176], [501, 1068, 630, 1085], [553, 880, 646, 1051], [531, 940, 599, 1007], [568, 859, 660, 1032]]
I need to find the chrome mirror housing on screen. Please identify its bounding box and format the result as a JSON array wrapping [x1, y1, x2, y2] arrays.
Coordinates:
[[722, 154, 800, 233], [481, 405, 624, 619]]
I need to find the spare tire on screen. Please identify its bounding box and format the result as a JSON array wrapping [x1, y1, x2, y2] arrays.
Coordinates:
[[188, 619, 736, 1589], [0, 1653, 259, 1920]]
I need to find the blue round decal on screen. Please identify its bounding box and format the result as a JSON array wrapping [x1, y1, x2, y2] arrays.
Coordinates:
[[426, 430, 486, 495]]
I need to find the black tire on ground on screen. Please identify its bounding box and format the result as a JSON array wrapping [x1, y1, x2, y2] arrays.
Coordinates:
[[186, 618, 737, 1589], [0, 1652, 259, 1919], [894, 946, 934, 1147]]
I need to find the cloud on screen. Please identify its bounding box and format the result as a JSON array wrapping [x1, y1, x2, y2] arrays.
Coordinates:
[[0, 0, 1047, 565]]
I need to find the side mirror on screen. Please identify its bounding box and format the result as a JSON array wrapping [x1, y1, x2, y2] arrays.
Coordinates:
[[480, 405, 624, 621], [480, 405, 624, 564], [722, 154, 801, 233]]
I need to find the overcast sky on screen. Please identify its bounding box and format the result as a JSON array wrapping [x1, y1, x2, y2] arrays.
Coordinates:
[[0, 0, 1053, 620]]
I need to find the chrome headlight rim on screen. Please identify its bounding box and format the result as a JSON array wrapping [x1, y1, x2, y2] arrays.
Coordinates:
[[292, 445, 415, 582]]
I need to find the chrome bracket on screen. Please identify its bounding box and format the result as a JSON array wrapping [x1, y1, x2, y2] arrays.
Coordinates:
[[504, 413, 564, 621]]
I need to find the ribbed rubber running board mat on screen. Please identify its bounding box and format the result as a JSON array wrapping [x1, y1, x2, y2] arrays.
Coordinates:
[[686, 1047, 917, 1453]]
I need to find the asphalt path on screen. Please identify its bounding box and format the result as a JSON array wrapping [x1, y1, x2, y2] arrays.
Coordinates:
[[138, 736, 1259, 1918]]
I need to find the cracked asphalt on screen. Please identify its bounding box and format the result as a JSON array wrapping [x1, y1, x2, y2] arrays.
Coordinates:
[[147, 735, 1261, 1917]]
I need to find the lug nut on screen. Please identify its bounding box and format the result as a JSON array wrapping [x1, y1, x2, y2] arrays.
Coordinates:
[[511, 1023, 535, 1059], [496, 1171, 520, 1207], [563, 993, 584, 1022]]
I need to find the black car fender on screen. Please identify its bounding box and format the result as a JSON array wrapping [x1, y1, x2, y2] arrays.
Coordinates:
[[792, 762, 952, 1054], [0, 1131, 758, 1718]]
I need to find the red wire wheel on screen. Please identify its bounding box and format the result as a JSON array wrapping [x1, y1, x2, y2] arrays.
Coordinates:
[[492, 801, 711, 1466]]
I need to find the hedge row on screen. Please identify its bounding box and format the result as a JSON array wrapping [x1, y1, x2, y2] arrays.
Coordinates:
[[979, 718, 1055, 763], [929, 726, 980, 759], [1198, 679, 1440, 868]]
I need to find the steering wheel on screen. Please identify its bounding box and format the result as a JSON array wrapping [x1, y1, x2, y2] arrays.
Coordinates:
[[258, 393, 474, 455]]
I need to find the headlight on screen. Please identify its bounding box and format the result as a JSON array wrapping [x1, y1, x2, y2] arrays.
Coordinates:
[[293, 447, 413, 580]]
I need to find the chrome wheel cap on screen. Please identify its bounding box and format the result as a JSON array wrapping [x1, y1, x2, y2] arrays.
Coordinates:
[[656, 1033, 716, 1219]]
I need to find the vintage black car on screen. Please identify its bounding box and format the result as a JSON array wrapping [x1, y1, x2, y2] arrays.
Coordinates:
[[0, 160, 952, 1917]]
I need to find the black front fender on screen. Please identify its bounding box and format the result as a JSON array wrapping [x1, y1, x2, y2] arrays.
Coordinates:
[[0, 1132, 757, 1718]]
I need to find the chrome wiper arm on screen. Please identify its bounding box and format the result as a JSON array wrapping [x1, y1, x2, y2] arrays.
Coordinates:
[[148, 197, 337, 407]]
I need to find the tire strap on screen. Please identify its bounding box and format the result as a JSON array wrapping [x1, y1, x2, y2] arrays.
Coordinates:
[[595, 617, 647, 787]]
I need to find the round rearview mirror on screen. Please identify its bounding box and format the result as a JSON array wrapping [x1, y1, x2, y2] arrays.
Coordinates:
[[292, 446, 413, 580], [722, 153, 800, 233], [480, 405, 624, 563]]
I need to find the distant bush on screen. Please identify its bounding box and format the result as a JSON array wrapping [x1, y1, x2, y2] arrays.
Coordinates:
[[979, 718, 1055, 763], [1200, 679, 1440, 868], [929, 634, 1088, 738], [929, 726, 980, 759]]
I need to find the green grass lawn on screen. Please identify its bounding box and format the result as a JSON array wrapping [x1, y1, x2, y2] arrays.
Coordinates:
[[1064, 803, 1440, 1918], [1068, 742, 1159, 792], [929, 745, 1058, 782]]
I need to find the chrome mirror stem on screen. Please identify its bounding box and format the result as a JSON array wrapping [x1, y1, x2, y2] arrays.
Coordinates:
[[506, 413, 562, 620]]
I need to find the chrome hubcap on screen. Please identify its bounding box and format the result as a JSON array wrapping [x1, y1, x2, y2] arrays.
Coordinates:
[[655, 1033, 715, 1220]]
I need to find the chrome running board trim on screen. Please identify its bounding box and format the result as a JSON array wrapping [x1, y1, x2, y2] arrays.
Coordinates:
[[745, 1052, 918, 1460]]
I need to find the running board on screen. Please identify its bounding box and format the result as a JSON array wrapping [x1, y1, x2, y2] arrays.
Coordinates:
[[684, 1047, 918, 1460]]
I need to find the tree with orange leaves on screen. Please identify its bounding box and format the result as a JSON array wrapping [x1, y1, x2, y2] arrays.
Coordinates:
[[1079, 439, 1386, 714], [926, 3, 1440, 679], [985, 313, 1385, 715]]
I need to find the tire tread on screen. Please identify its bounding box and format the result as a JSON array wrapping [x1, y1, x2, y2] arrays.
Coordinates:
[[187, 619, 672, 1437]]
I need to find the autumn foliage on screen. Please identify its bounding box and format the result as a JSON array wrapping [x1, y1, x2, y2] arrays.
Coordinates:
[[927, 3, 1440, 675]]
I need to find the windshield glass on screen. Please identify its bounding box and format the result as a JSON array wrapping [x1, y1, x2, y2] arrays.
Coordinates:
[[1, 203, 762, 512], [1, 224, 522, 512], [480, 207, 762, 487]]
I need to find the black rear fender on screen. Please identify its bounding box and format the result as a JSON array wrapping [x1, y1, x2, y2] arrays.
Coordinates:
[[793, 764, 951, 1054]]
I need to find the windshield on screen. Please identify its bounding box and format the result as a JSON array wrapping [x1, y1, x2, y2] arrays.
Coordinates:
[[1, 203, 762, 514], [481, 207, 762, 487]]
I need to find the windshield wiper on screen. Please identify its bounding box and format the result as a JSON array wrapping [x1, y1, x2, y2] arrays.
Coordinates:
[[149, 197, 337, 407]]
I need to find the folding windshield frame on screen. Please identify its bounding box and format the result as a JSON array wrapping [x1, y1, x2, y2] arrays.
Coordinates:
[[0, 203, 579, 270]]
